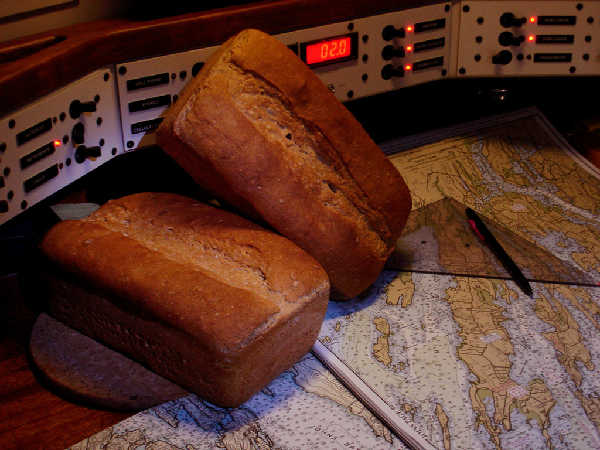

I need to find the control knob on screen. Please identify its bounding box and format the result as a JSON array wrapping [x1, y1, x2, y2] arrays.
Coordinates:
[[498, 32, 525, 47], [500, 12, 526, 28], [381, 64, 405, 80], [75, 145, 101, 163], [71, 123, 85, 145], [382, 45, 405, 60], [382, 25, 405, 41], [492, 50, 513, 65], [69, 99, 97, 119]]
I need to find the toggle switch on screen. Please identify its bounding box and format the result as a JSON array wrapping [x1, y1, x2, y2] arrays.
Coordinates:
[[75, 145, 101, 163], [69, 99, 97, 119]]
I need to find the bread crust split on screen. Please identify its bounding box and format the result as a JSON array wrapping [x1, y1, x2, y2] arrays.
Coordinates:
[[40, 192, 329, 407], [157, 28, 411, 298]]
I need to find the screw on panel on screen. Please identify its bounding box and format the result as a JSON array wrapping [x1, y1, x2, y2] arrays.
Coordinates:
[[362, 54, 368, 63], [576, 3, 583, 11], [477, 17, 484, 24], [441, 69, 447, 76], [583, 53, 590, 61], [476, 36, 483, 43], [587, 17, 594, 24], [7, 190, 14, 200], [63, 135, 69, 144], [474, 54, 481, 62], [8, 119, 15, 129], [53, 117, 57, 123], [459, 67, 466, 74], [348, 22, 354, 31], [527, 54, 532, 60], [94, 95, 100, 103], [463, 5, 470, 13], [97, 117, 103, 126], [3, 167, 10, 177], [0, 143, 5, 153], [104, 73, 110, 81], [445, 4, 450, 12], [362, 35, 369, 43], [127, 140, 134, 148], [99, 138, 105, 146], [118, 66, 127, 75], [179, 70, 187, 80], [569, 66, 576, 73], [112, 148, 117, 155], [585, 35, 592, 42], [20, 200, 27, 210], [347, 90, 354, 99], [517, 53, 524, 60], [66, 158, 71, 166], [362, 73, 368, 82], [171, 73, 176, 80], [59, 112, 66, 121]]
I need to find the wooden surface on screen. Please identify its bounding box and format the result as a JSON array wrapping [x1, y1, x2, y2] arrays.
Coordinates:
[[0, 0, 439, 117], [0, 279, 129, 450]]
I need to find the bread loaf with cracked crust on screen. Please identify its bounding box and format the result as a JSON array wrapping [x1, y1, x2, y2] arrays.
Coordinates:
[[156, 29, 411, 299], [39, 192, 329, 407]]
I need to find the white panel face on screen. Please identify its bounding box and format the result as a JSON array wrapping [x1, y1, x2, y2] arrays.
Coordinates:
[[278, 2, 453, 101], [115, 46, 218, 151], [457, 1, 600, 77], [115, 2, 452, 150], [0, 68, 123, 227]]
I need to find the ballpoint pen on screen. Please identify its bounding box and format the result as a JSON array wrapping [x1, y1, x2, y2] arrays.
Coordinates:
[[466, 207, 533, 297]]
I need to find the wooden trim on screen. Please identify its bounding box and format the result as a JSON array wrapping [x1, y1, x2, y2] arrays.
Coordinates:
[[0, 0, 440, 118]]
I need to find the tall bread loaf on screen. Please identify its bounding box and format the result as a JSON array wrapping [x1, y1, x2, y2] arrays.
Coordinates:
[[157, 29, 411, 298], [39, 193, 329, 407]]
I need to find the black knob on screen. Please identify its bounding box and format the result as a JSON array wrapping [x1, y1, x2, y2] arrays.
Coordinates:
[[498, 32, 525, 47], [75, 145, 101, 163], [382, 25, 405, 41], [382, 45, 405, 60], [500, 12, 526, 28], [69, 100, 97, 119], [381, 64, 405, 80], [492, 50, 513, 65], [71, 122, 85, 145]]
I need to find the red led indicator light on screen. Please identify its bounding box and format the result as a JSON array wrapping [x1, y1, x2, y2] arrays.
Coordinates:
[[53, 140, 62, 147], [529, 16, 536, 23], [528, 35, 535, 42], [406, 25, 413, 32], [404, 64, 412, 71], [406, 45, 413, 52], [305, 36, 352, 65]]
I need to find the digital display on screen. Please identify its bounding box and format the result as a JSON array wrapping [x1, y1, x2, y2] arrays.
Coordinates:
[[300, 33, 358, 68]]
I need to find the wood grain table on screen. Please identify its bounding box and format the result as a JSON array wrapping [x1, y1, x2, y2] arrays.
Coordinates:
[[0, 278, 130, 450]]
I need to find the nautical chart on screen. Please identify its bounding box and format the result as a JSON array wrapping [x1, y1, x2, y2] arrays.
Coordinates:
[[72, 108, 600, 449], [320, 108, 600, 449]]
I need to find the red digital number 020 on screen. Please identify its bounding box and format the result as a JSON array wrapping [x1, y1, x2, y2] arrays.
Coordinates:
[[306, 37, 351, 65]]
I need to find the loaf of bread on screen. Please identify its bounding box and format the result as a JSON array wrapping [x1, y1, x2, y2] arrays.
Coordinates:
[[39, 192, 329, 407], [157, 29, 411, 299]]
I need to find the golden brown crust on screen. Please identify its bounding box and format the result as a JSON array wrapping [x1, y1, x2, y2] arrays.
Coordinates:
[[157, 29, 411, 298], [40, 192, 329, 357]]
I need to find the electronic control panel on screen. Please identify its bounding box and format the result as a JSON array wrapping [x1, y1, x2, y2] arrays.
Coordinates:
[[457, 1, 600, 77], [117, 2, 452, 149], [0, 69, 123, 226], [1, 0, 599, 227]]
